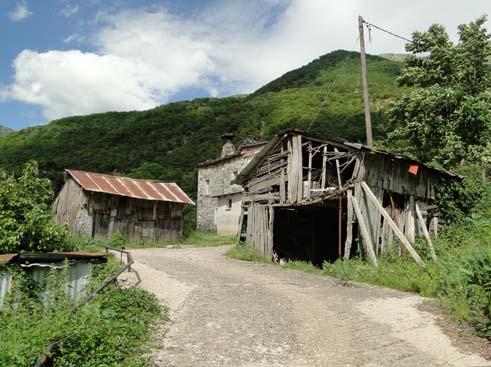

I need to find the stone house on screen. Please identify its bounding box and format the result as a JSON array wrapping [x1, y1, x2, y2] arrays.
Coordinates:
[[196, 134, 265, 235], [54, 169, 194, 242]]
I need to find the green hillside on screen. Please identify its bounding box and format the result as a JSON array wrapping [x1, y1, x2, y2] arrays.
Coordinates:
[[0, 50, 405, 200], [0, 125, 12, 137]]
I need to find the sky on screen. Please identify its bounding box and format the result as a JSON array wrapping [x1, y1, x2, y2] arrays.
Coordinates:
[[0, 0, 489, 130]]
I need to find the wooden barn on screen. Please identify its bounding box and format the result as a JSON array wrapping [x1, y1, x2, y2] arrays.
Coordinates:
[[54, 170, 194, 242], [233, 130, 460, 267]]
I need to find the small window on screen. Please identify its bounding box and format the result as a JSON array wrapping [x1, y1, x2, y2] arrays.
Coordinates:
[[227, 199, 233, 210], [233, 171, 238, 178], [203, 179, 210, 195]]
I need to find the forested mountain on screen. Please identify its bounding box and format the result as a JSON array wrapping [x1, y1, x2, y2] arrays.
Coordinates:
[[0, 125, 12, 137], [0, 50, 405, 199]]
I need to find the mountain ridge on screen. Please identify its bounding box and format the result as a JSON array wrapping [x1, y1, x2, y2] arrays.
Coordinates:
[[0, 50, 405, 206]]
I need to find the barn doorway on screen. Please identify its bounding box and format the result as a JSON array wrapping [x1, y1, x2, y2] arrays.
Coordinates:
[[273, 203, 349, 267]]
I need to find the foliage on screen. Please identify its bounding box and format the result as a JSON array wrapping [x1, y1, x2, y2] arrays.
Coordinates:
[[436, 164, 487, 222], [0, 260, 163, 367], [387, 16, 491, 168], [0, 124, 12, 137], [0, 161, 68, 253], [324, 186, 491, 338], [181, 231, 237, 247], [225, 243, 270, 263]]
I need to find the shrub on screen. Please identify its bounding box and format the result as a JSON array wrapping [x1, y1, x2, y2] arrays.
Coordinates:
[[0, 161, 68, 253], [0, 260, 162, 367]]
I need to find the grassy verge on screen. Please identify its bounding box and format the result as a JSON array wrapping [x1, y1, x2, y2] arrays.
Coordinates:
[[68, 231, 236, 251], [225, 244, 322, 274], [0, 257, 165, 366]]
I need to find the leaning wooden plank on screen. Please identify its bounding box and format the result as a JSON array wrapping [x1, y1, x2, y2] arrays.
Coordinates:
[[360, 181, 425, 266], [352, 196, 378, 268], [343, 190, 354, 259], [415, 203, 438, 263]]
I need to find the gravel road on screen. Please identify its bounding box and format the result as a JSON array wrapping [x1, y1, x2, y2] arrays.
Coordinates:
[[131, 246, 490, 367]]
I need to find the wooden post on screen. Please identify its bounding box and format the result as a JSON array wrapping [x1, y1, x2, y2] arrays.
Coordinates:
[[360, 182, 424, 266], [358, 15, 373, 148], [334, 148, 342, 188], [321, 146, 327, 190], [352, 196, 378, 267], [344, 190, 354, 259], [307, 141, 312, 199], [415, 203, 438, 263], [334, 149, 343, 258]]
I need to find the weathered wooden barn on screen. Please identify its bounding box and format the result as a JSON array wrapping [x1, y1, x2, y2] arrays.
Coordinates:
[[54, 170, 194, 242], [233, 130, 460, 267]]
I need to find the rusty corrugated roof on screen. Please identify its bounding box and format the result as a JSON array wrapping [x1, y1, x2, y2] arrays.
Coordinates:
[[66, 169, 195, 205]]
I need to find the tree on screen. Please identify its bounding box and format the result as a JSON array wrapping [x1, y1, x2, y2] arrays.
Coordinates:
[[387, 16, 491, 169], [0, 162, 68, 253]]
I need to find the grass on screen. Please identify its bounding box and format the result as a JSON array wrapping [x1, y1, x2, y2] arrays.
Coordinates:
[[225, 244, 323, 274], [225, 243, 270, 263], [67, 231, 236, 251]]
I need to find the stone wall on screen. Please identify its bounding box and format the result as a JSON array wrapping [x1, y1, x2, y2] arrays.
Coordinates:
[[197, 144, 263, 233]]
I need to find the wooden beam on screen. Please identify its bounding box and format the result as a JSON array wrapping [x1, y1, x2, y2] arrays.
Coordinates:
[[343, 190, 354, 259], [321, 146, 327, 190], [307, 141, 312, 199], [360, 181, 424, 266], [352, 196, 378, 267], [334, 148, 342, 189], [415, 203, 438, 263]]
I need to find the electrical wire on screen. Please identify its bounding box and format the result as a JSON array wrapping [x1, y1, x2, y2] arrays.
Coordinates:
[[362, 20, 413, 43]]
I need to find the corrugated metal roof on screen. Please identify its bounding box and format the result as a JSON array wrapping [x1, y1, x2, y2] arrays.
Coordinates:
[[66, 169, 195, 205]]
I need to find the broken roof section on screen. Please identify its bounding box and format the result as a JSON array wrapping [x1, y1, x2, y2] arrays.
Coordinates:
[[197, 139, 267, 168], [66, 169, 195, 205], [234, 129, 460, 185]]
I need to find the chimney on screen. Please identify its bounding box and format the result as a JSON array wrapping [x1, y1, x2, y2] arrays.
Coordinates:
[[221, 133, 236, 158]]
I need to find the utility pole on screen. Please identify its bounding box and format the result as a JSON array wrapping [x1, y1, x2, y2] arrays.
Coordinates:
[[358, 15, 373, 148]]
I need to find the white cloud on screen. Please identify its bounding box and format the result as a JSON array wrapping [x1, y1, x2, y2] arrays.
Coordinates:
[[63, 33, 85, 43], [60, 4, 79, 18], [2, 0, 490, 121], [9, 1, 32, 22]]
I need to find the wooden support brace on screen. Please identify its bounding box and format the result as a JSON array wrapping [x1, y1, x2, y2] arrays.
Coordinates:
[[352, 196, 378, 268], [360, 181, 425, 266], [415, 203, 438, 263], [343, 190, 354, 259]]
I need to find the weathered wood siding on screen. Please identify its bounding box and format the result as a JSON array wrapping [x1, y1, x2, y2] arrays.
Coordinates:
[[54, 177, 184, 243], [53, 178, 92, 236]]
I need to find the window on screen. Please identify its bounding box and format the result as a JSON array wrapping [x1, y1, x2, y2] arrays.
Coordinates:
[[203, 179, 210, 195], [226, 199, 233, 210]]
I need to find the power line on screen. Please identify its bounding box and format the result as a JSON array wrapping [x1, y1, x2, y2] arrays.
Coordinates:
[[362, 20, 413, 43]]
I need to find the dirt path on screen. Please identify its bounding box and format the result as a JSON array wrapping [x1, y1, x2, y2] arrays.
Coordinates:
[[131, 246, 490, 367]]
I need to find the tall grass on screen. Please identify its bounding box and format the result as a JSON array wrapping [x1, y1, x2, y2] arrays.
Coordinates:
[[324, 192, 491, 338]]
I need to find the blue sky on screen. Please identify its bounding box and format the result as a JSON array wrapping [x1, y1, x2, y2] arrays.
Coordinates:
[[0, 0, 488, 130]]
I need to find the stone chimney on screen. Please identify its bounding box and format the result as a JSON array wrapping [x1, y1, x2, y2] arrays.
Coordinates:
[[221, 133, 236, 158]]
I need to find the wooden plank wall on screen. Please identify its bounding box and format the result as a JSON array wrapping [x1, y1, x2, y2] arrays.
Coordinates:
[[246, 204, 274, 258], [89, 193, 185, 242]]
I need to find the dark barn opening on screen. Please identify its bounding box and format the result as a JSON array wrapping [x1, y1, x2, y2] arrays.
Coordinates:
[[273, 202, 351, 267]]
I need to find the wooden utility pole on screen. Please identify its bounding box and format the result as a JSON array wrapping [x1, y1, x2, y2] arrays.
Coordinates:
[[358, 15, 373, 148]]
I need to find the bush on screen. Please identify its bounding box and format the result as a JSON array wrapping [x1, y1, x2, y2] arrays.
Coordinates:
[[0, 162, 68, 253], [0, 260, 163, 367]]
